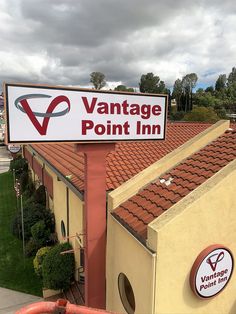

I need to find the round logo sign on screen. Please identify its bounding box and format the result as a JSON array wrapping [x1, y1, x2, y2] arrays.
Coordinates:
[[8, 144, 21, 154], [190, 245, 234, 298]]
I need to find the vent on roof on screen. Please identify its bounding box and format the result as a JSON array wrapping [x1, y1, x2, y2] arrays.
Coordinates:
[[159, 177, 174, 186]]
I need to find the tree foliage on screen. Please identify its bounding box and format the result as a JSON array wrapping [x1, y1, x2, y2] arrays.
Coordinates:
[[171, 73, 198, 113], [228, 67, 236, 86], [34, 247, 52, 278], [42, 243, 75, 290], [215, 74, 227, 91], [139, 72, 167, 94], [90, 72, 106, 90], [183, 107, 220, 122], [114, 85, 134, 92], [172, 79, 182, 110]]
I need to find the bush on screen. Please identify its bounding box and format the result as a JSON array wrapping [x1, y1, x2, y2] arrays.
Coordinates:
[[33, 247, 51, 278], [42, 243, 75, 290], [183, 106, 220, 122], [12, 202, 55, 241], [31, 220, 50, 246], [25, 238, 42, 257], [19, 171, 29, 193], [22, 181, 35, 200], [33, 185, 46, 206], [10, 156, 28, 177], [170, 110, 185, 121]]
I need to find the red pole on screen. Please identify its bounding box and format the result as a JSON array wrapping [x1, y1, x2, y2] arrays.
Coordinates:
[[16, 299, 116, 314], [75, 143, 116, 309]]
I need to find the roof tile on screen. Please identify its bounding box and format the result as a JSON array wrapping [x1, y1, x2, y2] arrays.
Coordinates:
[[31, 122, 211, 192], [113, 129, 236, 243]]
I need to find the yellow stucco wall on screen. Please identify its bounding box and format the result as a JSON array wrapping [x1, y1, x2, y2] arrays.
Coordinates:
[[148, 159, 236, 314], [50, 173, 84, 278], [68, 189, 84, 280], [52, 177, 68, 242], [106, 214, 156, 314], [24, 149, 84, 279]]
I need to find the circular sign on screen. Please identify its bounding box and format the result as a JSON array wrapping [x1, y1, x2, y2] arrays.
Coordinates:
[[8, 144, 21, 154], [190, 245, 234, 299]]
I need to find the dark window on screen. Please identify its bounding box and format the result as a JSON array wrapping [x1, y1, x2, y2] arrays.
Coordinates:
[[61, 220, 66, 238], [118, 273, 135, 314]]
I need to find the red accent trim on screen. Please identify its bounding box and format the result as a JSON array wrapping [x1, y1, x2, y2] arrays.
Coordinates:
[[15, 298, 115, 314], [75, 143, 116, 309], [43, 168, 53, 199], [33, 158, 43, 181], [24, 147, 33, 167]]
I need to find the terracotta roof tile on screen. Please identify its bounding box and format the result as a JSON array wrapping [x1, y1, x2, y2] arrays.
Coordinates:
[[113, 129, 236, 242], [31, 122, 211, 192]]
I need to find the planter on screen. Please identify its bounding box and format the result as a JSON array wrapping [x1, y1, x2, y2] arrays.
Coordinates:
[[42, 288, 61, 299]]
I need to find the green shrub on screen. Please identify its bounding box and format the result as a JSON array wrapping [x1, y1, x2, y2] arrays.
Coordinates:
[[12, 202, 55, 241], [33, 185, 46, 206], [31, 220, 50, 246], [25, 238, 42, 257], [19, 171, 29, 193], [170, 110, 185, 121], [183, 106, 220, 122], [10, 156, 28, 177], [22, 184, 35, 200], [33, 247, 51, 278], [42, 243, 75, 290]]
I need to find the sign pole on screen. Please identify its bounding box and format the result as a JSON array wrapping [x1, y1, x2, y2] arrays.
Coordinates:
[[75, 143, 116, 309]]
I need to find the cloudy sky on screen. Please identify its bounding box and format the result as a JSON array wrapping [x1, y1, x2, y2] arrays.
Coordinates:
[[0, 0, 236, 90]]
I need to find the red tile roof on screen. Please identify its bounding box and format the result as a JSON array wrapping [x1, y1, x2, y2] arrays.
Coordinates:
[[31, 122, 211, 192], [113, 129, 236, 243]]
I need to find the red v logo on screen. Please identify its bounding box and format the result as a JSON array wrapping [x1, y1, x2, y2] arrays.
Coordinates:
[[18, 95, 70, 135], [207, 252, 224, 271]]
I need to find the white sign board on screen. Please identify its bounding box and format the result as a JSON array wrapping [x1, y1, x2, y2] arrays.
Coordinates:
[[190, 245, 234, 298], [4, 83, 167, 144]]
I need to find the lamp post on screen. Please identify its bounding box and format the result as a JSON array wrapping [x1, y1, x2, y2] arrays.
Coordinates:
[[15, 178, 25, 259]]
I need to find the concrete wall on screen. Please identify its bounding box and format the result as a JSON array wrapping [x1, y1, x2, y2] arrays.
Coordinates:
[[106, 214, 156, 314], [148, 159, 236, 314]]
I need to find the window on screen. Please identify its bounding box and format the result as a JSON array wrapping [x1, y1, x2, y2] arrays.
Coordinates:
[[118, 273, 135, 314], [61, 220, 66, 238]]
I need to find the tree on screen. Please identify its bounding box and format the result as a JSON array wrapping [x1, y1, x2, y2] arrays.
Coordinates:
[[139, 72, 167, 94], [42, 243, 75, 290], [228, 67, 236, 86], [90, 72, 106, 90], [114, 85, 134, 92], [172, 79, 182, 110], [183, 107, 219, 122], [194, 92, 220, 108], [181, 73, 198, 112], [215, 74, 227, 91], [157, 80, 167, 93], [205, 86, 214, 94]]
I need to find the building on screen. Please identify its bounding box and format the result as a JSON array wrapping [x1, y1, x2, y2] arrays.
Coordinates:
[[23, 120, 236, 314]]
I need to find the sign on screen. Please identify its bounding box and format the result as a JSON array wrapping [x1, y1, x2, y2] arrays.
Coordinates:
[[4, 83, 167, 144], [8, 144, 21, 154], [190, 245, 234, 298]]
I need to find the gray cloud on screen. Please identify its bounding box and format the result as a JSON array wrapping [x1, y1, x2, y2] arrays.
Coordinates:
[[0, 0, 236, 90]]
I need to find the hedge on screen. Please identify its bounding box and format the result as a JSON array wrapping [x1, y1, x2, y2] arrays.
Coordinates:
[[42, 243, 75, 290]]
